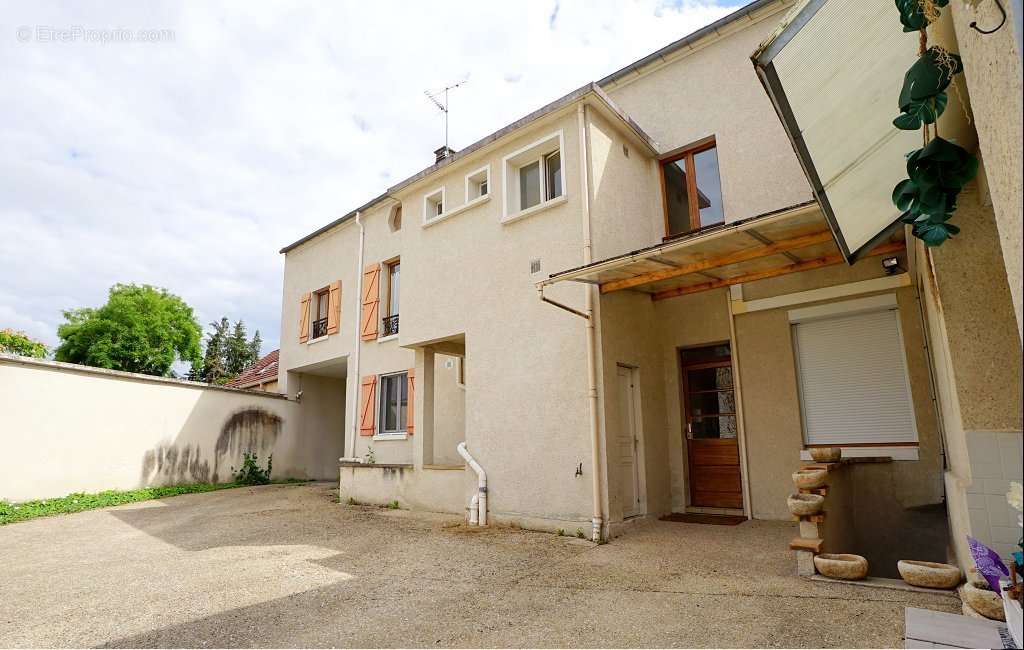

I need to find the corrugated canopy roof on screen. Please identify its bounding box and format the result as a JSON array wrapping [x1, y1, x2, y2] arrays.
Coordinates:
[[540, 202, 905, 300]]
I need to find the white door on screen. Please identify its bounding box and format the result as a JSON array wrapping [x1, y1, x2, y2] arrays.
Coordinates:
[[616, 365, 643, 518]]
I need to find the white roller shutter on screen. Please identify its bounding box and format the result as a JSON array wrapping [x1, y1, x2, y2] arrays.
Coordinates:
[[793, 307, 918, 446]]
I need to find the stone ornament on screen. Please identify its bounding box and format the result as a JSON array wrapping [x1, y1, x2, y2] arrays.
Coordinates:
[[809, 447, 842, 463], [792, 468, 828, 489], [814, 553, 869, 580], [897, 560, 962, 589], [959, 583, 1006, 621], [787, 493, 825, 516]]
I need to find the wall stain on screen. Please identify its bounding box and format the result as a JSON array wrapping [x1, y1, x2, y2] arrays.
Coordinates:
[[140, 407, 283, 485]]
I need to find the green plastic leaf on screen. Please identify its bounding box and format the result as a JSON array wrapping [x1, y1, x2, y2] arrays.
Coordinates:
[[896, 0, 950, 32], [898, 49, 962, 111]]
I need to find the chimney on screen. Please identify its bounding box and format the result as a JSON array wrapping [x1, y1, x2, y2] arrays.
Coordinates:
[[434, 146, 455, 164]]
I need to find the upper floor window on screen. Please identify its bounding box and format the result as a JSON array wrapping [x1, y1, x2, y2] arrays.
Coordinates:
[[661, 137, 724, 237], [503, 131, 564, 221], [312, 287, 330, 339], [466, 166, 490, 202], [381, 259, 400, 337], [423, 188, 445, 223]]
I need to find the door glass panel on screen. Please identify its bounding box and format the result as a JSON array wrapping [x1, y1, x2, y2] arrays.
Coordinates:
[[691, 415, 737, 439], [693, 147, 724, 227], [680, 344, 730, 364], [686, 366, 733, 392], [687, 390, 735, 417]]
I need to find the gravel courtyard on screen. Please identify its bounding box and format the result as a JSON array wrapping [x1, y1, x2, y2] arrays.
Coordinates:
[[0, 482, 957, 648]]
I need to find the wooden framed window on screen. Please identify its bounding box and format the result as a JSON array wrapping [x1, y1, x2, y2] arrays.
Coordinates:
[[660, 137, 724, 238], [381, 259, 400, 337], [311, 287, 330, 340]]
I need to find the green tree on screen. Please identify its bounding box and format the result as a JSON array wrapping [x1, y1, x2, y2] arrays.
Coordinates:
[[226, 320, 250, 375], [55, 284, 201, 376], [248, 330, 262, 366], [201, 317, 230, 384], [0, 329, 48, 358]]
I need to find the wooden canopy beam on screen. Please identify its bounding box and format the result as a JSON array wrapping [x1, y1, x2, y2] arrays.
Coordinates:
[[599, 230, 834, 294], [651, 241, 905, 302]]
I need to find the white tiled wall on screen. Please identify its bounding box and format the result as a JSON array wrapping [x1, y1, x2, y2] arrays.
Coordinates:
[[966, 430, 1023, 560]]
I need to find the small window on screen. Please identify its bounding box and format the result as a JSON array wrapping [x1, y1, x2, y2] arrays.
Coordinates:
[[378, 372, 408, 435], [312, 287, 329, 339], [388, 204, 402, 232], [423, 188, 445, 222], [466, 166, 490, 202], [381, 259, 400, 337], [661, 138, 724, 237], [502, 131, 564, 220]]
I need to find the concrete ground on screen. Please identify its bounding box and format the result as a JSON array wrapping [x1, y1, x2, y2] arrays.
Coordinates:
[[0, 482, 958, 648]]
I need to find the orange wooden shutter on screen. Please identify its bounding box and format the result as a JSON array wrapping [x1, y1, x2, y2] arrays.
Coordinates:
[[326, 281, 342, 335], [298, 292, 311, 343], [406, 368, 415, 434], [360, 264, 380, 341], [359, 375, 377, 436]]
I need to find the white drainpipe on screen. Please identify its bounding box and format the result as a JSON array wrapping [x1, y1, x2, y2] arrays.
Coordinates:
[[347, 210, 365, 460], [457, 442, 487, 526], [577, 103, 604, 543]]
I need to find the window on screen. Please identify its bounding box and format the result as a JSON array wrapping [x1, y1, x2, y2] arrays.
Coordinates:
[[312, 287, 329, 339], [661, 138, 724, 237], [466, 166, 490, 202], [378, 372, 408, 435], [791, 299, 918, 447], [381, 259, 400, 337], [423, 188, 445, 222], [544, 151, 561, 201], [502, 131, 564, 220]]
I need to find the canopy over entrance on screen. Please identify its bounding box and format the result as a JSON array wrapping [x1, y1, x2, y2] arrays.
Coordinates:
[[539, 202, 905, 300]]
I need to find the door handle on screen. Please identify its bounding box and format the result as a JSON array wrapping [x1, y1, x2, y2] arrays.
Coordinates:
[[686, 422, 693, 439]]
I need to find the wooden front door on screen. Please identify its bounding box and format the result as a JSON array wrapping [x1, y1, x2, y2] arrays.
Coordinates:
[[682, 346, 742, 509]]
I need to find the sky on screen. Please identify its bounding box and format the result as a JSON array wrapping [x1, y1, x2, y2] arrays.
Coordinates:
[[1, 0, 741, 358]]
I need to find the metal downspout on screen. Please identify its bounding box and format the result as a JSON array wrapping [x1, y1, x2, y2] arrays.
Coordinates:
[[347, 211, 365, 460], [577, 103, 605, 542]]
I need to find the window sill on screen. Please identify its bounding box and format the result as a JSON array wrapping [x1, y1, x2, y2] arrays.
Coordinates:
[[307, 336, 328, 346], [502, 194, 567, 225], [376, 334, 398, 343], [423, 194, 490, 229], [372, 433, 408, 441], [801, 445, 919, 461]]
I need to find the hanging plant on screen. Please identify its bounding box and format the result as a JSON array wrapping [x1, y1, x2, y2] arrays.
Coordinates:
[[893, 137, 978, 245], [893, 47, 963, 130], [890, 0, 976, 247]]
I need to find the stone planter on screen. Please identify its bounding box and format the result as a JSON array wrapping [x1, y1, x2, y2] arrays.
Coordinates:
[[967, 567, 989, 589], [959, 584, 1005, 621], [814, 553, 868, 580], [787, 493, 825, 516], [792, 468, 828, 489], [809, 447, 842, 463], [897, 560, 962, 589], [962, 601, 986, 619]]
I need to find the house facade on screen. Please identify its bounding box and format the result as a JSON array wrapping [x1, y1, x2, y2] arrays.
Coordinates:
[[277, 0, 1021, 573]]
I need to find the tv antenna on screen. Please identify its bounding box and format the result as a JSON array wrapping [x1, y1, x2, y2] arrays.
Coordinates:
[[424, 77, 468, 151]]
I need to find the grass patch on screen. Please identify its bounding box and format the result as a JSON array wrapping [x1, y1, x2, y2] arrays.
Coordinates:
[[0, 479, 307, 526]]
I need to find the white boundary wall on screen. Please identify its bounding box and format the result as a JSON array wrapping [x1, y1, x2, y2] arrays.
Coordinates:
[[0, 355, 342, 502]]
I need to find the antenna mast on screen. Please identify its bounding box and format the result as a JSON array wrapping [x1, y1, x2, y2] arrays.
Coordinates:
[[424, 77, 468, 151]]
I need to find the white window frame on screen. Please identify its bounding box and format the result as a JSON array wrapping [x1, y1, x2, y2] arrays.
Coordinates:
[[375, 370, 408, 439], [464, 165, 491, 203], [789, 294, 919, 450], [501, 130, 566, 224], [422, 187, 446, 224]]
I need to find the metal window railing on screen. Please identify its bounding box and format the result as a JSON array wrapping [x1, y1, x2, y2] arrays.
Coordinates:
[[312, 317, 328, 339], [381, 313, 399, 337]]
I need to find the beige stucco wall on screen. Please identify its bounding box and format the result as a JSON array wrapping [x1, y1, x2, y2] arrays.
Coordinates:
[[950, 1, 1024, 342], [601, 3, 813, 224], [0, 356, 344, 503]]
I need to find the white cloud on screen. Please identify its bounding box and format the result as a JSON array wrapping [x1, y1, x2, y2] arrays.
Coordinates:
[[1, 0, 740, 354]]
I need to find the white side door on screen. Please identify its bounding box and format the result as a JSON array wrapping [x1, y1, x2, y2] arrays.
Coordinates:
[[616, 365, 642, 518]]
